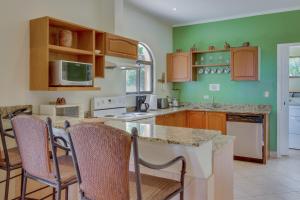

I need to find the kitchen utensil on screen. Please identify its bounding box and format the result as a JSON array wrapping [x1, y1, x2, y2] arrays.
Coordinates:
[[217, 68, 224, 74], [198, 68, 204, 74], [157, 98, 169, 109], [205, 68, 211, 74], [225, 67, 231, 73]]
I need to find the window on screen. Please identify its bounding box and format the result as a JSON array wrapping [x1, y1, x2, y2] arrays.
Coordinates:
[[126, 43, 154, 94], [289, 57, 300, 77]]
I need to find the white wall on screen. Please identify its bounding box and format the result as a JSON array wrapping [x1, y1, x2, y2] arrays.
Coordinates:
[[121, 2, 173, 97], [0, 0, 173, 113]]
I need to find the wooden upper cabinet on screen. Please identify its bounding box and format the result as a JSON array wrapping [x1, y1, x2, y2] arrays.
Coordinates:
[[231, 47, 258, 81], [206, 112, 227, 134], [167, 52, 191, 82], [105, 33, 138, 59], [187, 111, 206, 129]]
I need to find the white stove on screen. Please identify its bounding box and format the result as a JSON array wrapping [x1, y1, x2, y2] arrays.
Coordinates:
[[91, 96, 154, 122]]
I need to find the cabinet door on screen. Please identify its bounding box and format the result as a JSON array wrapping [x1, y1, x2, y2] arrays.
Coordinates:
[[187, 111, 206, 129], [174, 111, 187, 127], [167, 53, 191, 82], [206, 112, 227, 134], [105, 33, 138, 59], [231, 47, 258, 81]]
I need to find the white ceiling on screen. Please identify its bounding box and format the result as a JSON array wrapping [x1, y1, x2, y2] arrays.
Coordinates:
[[125, 0, 300, 26]]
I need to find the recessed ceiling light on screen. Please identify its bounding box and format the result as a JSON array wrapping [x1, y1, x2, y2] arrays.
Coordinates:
[[172, 7, 177, 11]]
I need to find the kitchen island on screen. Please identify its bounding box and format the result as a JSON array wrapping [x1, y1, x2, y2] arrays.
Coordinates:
[[1, 114, 234, 200]]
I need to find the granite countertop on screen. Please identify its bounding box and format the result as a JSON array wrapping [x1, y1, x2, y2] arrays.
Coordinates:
[[2, 115, 107, 130], [104, 120, 234, 151], [149, 103, 272, 116]]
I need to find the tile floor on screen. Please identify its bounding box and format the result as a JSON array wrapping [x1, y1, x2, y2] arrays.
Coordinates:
[[234, 150, 300, 200]]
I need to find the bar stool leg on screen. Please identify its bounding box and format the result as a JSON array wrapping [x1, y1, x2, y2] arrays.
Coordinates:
[[52, 188, 56, 200], [55, 187, 61, 200], [180, 191, 184, 200], [21, 174, 27, 200], [20, 169, 24, 198], [64, 187, 68, 200], [4, 169, 10, 200]]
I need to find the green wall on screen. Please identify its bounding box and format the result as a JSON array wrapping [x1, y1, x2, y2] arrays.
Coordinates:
[[173, 10, 300, 151]]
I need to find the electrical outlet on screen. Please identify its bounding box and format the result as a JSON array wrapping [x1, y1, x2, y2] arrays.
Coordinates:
[[209, 84, 220, 91], [264, 91, 270, 98]]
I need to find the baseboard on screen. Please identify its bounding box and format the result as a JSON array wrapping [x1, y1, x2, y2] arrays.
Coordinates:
[[269, 151, 278, 158]]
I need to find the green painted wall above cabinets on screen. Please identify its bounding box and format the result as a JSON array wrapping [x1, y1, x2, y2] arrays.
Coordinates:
[[173, 10, 300, 151]]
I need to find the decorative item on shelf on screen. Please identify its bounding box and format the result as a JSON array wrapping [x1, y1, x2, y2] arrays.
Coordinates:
[[242, 42, 250, 47], [190, 44, 197, 52], [208, 45, 215, 51], [95, 49, 101, 54], [56, 98, 66, 105], [157, 72, 166, 83], [224, 42, 231, 50], [51, 33, 59, 45], [59, 30, 72, 47], [175, 48, 183, 53]]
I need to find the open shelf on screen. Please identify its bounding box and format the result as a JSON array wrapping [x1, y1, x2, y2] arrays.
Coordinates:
[[192, 48, 230, 54], [193, 63, 230, 67], [48, 86, 100, 91], [48, 45, 93, 55]]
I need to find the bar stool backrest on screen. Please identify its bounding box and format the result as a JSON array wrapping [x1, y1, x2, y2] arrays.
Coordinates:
[[68, 123, 132, 200], [11, 115, 52, 180]]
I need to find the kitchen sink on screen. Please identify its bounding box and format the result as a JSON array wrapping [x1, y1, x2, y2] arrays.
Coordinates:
[[192, 104, 222, 110]]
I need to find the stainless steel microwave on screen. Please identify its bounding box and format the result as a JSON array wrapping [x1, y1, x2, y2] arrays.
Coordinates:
[[49, 60, 93, 86]]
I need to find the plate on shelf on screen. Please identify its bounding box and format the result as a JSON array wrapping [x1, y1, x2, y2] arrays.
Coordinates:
[[211, 68, 217, 74]]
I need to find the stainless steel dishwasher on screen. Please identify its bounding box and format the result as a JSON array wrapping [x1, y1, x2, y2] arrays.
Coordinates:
[[227, 114, 264, 160]]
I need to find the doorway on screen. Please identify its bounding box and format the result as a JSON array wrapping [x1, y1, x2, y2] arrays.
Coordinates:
[[277, 43, 300, 156]]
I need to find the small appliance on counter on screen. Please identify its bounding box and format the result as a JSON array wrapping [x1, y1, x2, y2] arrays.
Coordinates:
[[136, 96, 149, 112], [40, 104, 83, 118], [157, 98, 169, 109], [49, 60, 93, 86], [147, 95, 158, 110]]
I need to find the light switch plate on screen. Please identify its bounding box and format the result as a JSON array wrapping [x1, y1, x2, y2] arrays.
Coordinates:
[[264, 91, 270, 98], [209, 84, 220, 91], [203, 95, 209, 99]]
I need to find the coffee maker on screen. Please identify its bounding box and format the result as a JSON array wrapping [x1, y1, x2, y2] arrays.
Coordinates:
[[136, 96, 149, 112]]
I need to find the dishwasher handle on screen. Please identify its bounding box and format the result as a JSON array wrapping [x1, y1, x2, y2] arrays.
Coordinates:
[[227, 114, 264, 123]]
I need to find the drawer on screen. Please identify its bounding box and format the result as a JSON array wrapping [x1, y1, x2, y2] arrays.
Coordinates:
[[289, 106, 300, 117], [289, 116, 300, 132]]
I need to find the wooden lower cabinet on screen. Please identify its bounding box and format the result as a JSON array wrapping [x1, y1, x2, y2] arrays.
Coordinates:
[[156, 111, 227, 134], [155, 111, 187, 127], [187, 111, 206, 129], [206, 112, 227, 134]]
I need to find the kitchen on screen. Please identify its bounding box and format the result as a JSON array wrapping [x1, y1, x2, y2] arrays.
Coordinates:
[[1, 0, 300, 200]]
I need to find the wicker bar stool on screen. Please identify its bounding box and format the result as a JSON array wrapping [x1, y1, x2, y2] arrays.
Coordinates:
[[10, 115, 77, 200], [66, 122, 186, 200], [0, 114, 50, 200]]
